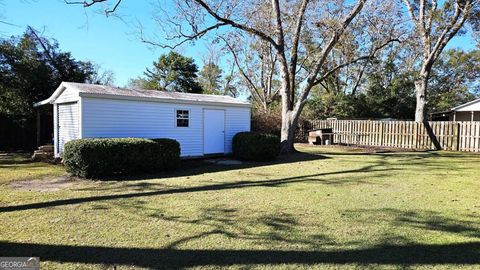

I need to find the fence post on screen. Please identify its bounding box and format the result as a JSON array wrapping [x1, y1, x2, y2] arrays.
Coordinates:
[[380, 122, 384, 146], [413, 122, 417, 149]]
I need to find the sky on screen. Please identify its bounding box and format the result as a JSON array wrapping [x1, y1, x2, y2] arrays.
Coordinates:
[[0, 0, 477, 87], [0, 0, 213, 87]]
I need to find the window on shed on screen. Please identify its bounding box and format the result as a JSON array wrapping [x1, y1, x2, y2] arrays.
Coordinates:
[[176, 110, 189, 127]]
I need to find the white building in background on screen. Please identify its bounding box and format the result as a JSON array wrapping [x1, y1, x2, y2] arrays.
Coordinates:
[[451, 98, 480, 121], [430, 98, 480, 121]]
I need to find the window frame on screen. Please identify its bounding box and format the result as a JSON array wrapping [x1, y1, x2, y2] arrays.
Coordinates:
[[175, 109, 190, 128]]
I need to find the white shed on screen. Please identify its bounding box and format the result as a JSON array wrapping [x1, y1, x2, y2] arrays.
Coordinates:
[[34, 82, 251, 158]]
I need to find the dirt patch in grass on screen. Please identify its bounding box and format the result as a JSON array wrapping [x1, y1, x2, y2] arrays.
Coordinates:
[[10, 176, 82, 192]]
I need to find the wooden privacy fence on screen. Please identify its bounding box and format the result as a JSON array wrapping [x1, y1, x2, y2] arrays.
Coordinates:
[[297, 120, 480, 152]]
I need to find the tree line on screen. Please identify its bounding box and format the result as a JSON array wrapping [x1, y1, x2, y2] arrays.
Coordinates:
[[0, 28, 114, 149], [128, 50, 240, 97]]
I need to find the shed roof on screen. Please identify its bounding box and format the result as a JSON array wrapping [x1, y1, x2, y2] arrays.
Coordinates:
[[34, 82, 250, 107]]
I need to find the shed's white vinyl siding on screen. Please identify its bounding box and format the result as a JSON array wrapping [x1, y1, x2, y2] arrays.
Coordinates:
[[225, 108, 251, 153], [81, 97, 250, 157], [55, 87, 79, 103], [57, 102, 80, 155]]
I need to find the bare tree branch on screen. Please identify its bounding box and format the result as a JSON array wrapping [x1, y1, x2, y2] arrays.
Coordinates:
[[27, 25, 67, 78], [425, 0, 438, 49], [312, 38, 401, 86], [403, 0, 417, 23], [0, 20, 21, 27], [288, 0, 310, 108], [427, 1, 471, 66], [292, 0, 367, 117], [64, 0, 122, 15], [350, 60, 368, 96], [190, 0, 279, 48], [141, 21, 229, 50], [271, 0, 292, 110], [221, 37, 264, 105]]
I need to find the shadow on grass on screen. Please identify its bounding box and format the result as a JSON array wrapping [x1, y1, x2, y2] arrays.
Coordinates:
[[0, 241, 478, 268], [98, 151, 329, 182], [109, 204, 335, 250], [0, 154, 35, 166], [308, 148, 439, 158], [308, 148, 480, 172], [306, 146, 480, 159], [342, 208, 480, 239], [0, 159, 392, 213], [3, 206, 479, 268], [2, 147, 473, 213], [0, 163, 55, 170]]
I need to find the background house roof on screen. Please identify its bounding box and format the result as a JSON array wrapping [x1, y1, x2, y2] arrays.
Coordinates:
[[452, 98, 480, 112], [35, 82, 250, 107]]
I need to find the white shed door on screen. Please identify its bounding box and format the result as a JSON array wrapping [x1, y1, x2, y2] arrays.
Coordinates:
[[58, 102, 79, 154], [204, 109, 225, 154]]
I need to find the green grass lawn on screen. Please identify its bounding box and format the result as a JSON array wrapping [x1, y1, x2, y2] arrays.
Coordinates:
[[0, 145, 479, 269], [0, 153, 65, 184]]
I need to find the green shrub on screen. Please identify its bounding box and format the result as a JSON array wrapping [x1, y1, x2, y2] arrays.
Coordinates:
[[232, 132, 280, 161], [63, 138, 180, 178]]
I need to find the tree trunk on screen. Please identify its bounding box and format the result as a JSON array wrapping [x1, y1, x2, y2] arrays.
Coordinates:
[[414, 72, 429, 122], [280, 104, 305, 154], [278, 54, 295, 153], [262, 100, 268, 114], [280, 111, 296, 153]]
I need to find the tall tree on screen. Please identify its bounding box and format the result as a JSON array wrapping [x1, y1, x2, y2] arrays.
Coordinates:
[[86, 63, 116, 86], [67, 0, 401, 153], [133, 51, 202, 93], [198, 62, 223, 94], [402, 0, 479, 122], [160, 0, 401, 152], [0, 28, 101, 149], [428, 48, 480, 112], [0, 28, 98, 120], [222, 66, 240, 98]]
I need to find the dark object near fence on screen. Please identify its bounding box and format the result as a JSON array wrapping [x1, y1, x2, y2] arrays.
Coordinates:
[[63, 138, 180, 178], [233, 132, 280, 161], [308, 128, 334, 145]]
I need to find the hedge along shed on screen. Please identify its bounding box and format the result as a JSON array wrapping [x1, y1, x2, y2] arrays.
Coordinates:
[[34, 82, 251, 158]]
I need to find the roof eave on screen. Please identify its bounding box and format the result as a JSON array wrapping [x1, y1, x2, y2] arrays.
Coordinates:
[[33, 99, 52, 107], [33, 83, 68, 108], [429, 110, 452, 115], [451, 98, 480, 111]]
